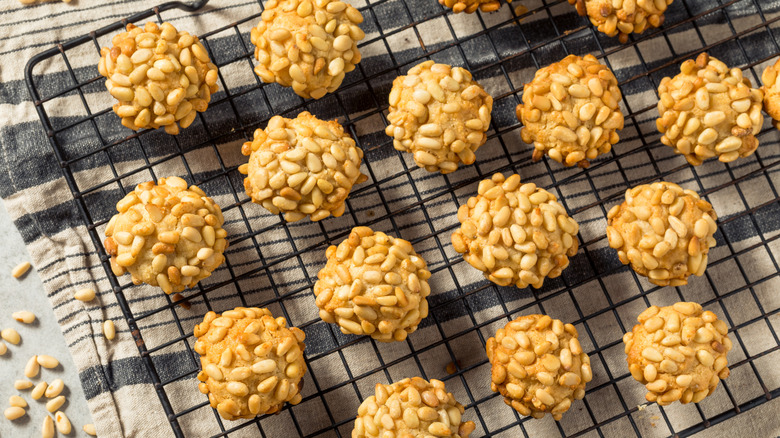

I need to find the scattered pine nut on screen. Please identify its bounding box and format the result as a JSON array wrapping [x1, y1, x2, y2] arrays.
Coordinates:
[[46, 395, 65, 413], [14, 379, 33, 390], [1, 327, 21, 344], [74, 288, 96, 302], [31, 381, 48, 400], [45, 379, 64, 398], [37, 354, 59, 369], [9, 395, 27, 408], [25, 355, 40, 378], [83, 423, 97, 436], [0, 341, 6, 355], [103, 320, 116, 340], [11, 261, 31, 278], [4, 406, 26, 420], [42, 415, 54, 438], [12, 310, 36, 324], [55, 411, 72, 434]]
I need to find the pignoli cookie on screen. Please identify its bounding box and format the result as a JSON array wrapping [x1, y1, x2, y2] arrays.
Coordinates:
[[194, 307, 307, 420], [98, 22, 219, 135], [250, 0, 365, 99], [624, 302, 732, 405], [314, 227, 431, 342], [517, 54, 624, 167], [239, 111, 368, 222], [386, 61, 493, 174], [451, 173, 580, 289], [352, 377, 476, 437], [761, 58, 780, 130], [657, 53, 763, 165], [104, 177, 227, 294], [568, 0, 673, 43], [487, 315, 592, 420], [606, 182, 717, 287]]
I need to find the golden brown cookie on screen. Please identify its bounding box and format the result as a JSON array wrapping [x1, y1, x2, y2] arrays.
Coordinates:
[[606, 182, 717, 287], [761, 58, 780, 129], [657, 53, 763, 165], [104, 177, 227, 294], [516, 54, 624, 167], [194, 307, 306, 420], [568, 0, 673, 43], [250, 0, 365, 99], [314, 227, 431, 342], [239, 111, 368, 222], [623, 302, 732, 405], [487, 315, 592, 420], [439, 0, 500, 13], [386, 61, 493, 174], [451, 173, 580, 289], [352, 377, 476, 438], [97, 22, 219, 135]]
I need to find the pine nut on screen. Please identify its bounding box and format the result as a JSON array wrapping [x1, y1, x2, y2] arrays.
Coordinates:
[[9, 395, 27, 408], [12, 310, 36, 324], [14, 380, 33, 390], [83, 424, 98, 436], [55, 411, 72, 434], [1, 328, 21, 344], [74, 288, 96, 301], [0, 341, 6, 355], [45, 379, 64, 398], [11, 261, 31, 278], [25, 355, 40, 378], [42, 415, 55, 438], [4, 406, 26, 420], [37, 354, 59, 369], [32, 381, 48, 400], [103, 320, 116, 340], [46, 395, 66, 413]]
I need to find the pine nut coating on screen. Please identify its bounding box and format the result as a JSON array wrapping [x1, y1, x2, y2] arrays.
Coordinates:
[[250, 0, 364, 99], [624, 302, 732, 406], [517, 54, 624, 168], [606, 182, 718, 287], [568, 0, 673, 43], [452, 173, 580, 289], [487, 315, 591, 420], [104, 176, 227, 294], [314, 227, 432, 342], [386, 60, 493, 174], [194, 307, 307, 420], [657, 53, 763, 165], [98, 22, 219, 135]]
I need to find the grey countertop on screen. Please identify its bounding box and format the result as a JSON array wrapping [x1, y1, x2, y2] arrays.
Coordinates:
[[0, 201, 94, 437]]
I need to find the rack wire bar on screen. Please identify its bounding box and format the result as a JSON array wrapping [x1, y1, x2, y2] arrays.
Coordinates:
[[25, 0, 780, 436]]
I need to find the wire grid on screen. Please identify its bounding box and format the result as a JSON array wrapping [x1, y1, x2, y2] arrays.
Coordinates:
[[24, 0, 780, 436]]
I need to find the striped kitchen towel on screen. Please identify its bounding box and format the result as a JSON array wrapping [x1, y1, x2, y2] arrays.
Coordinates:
[[2, 0, 780, 436]]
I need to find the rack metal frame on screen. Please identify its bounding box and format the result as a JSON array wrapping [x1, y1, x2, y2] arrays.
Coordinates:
[[24, 0, 780, 436]]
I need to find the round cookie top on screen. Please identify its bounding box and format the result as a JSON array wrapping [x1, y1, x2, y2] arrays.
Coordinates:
[[439, 0, 500, 13], [623, 302, 732, 406], [352, 377, 476, 438], [239, 111, 368, 222], [194, 307, 307, 420], [104, 176, 227, 294], [568, 0, 673, 43], [250, 0, 365, 99], [656, 53, 763, 166], [385, 60, 493, 174], [606, 182, 717, 287], [486, 315, 592, 420], [516, 54, 624, 167], [314, 226, 431, 342], [761, 58, 780, 129], [97, 22, 219, 135], [451, 173, 580, 289]]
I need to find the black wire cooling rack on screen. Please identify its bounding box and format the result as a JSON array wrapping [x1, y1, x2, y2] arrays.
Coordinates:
[[24, 0, 780, 436]]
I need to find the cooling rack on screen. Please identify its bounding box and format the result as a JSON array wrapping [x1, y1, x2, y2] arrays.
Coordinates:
[[24, 0, 780, 436]]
